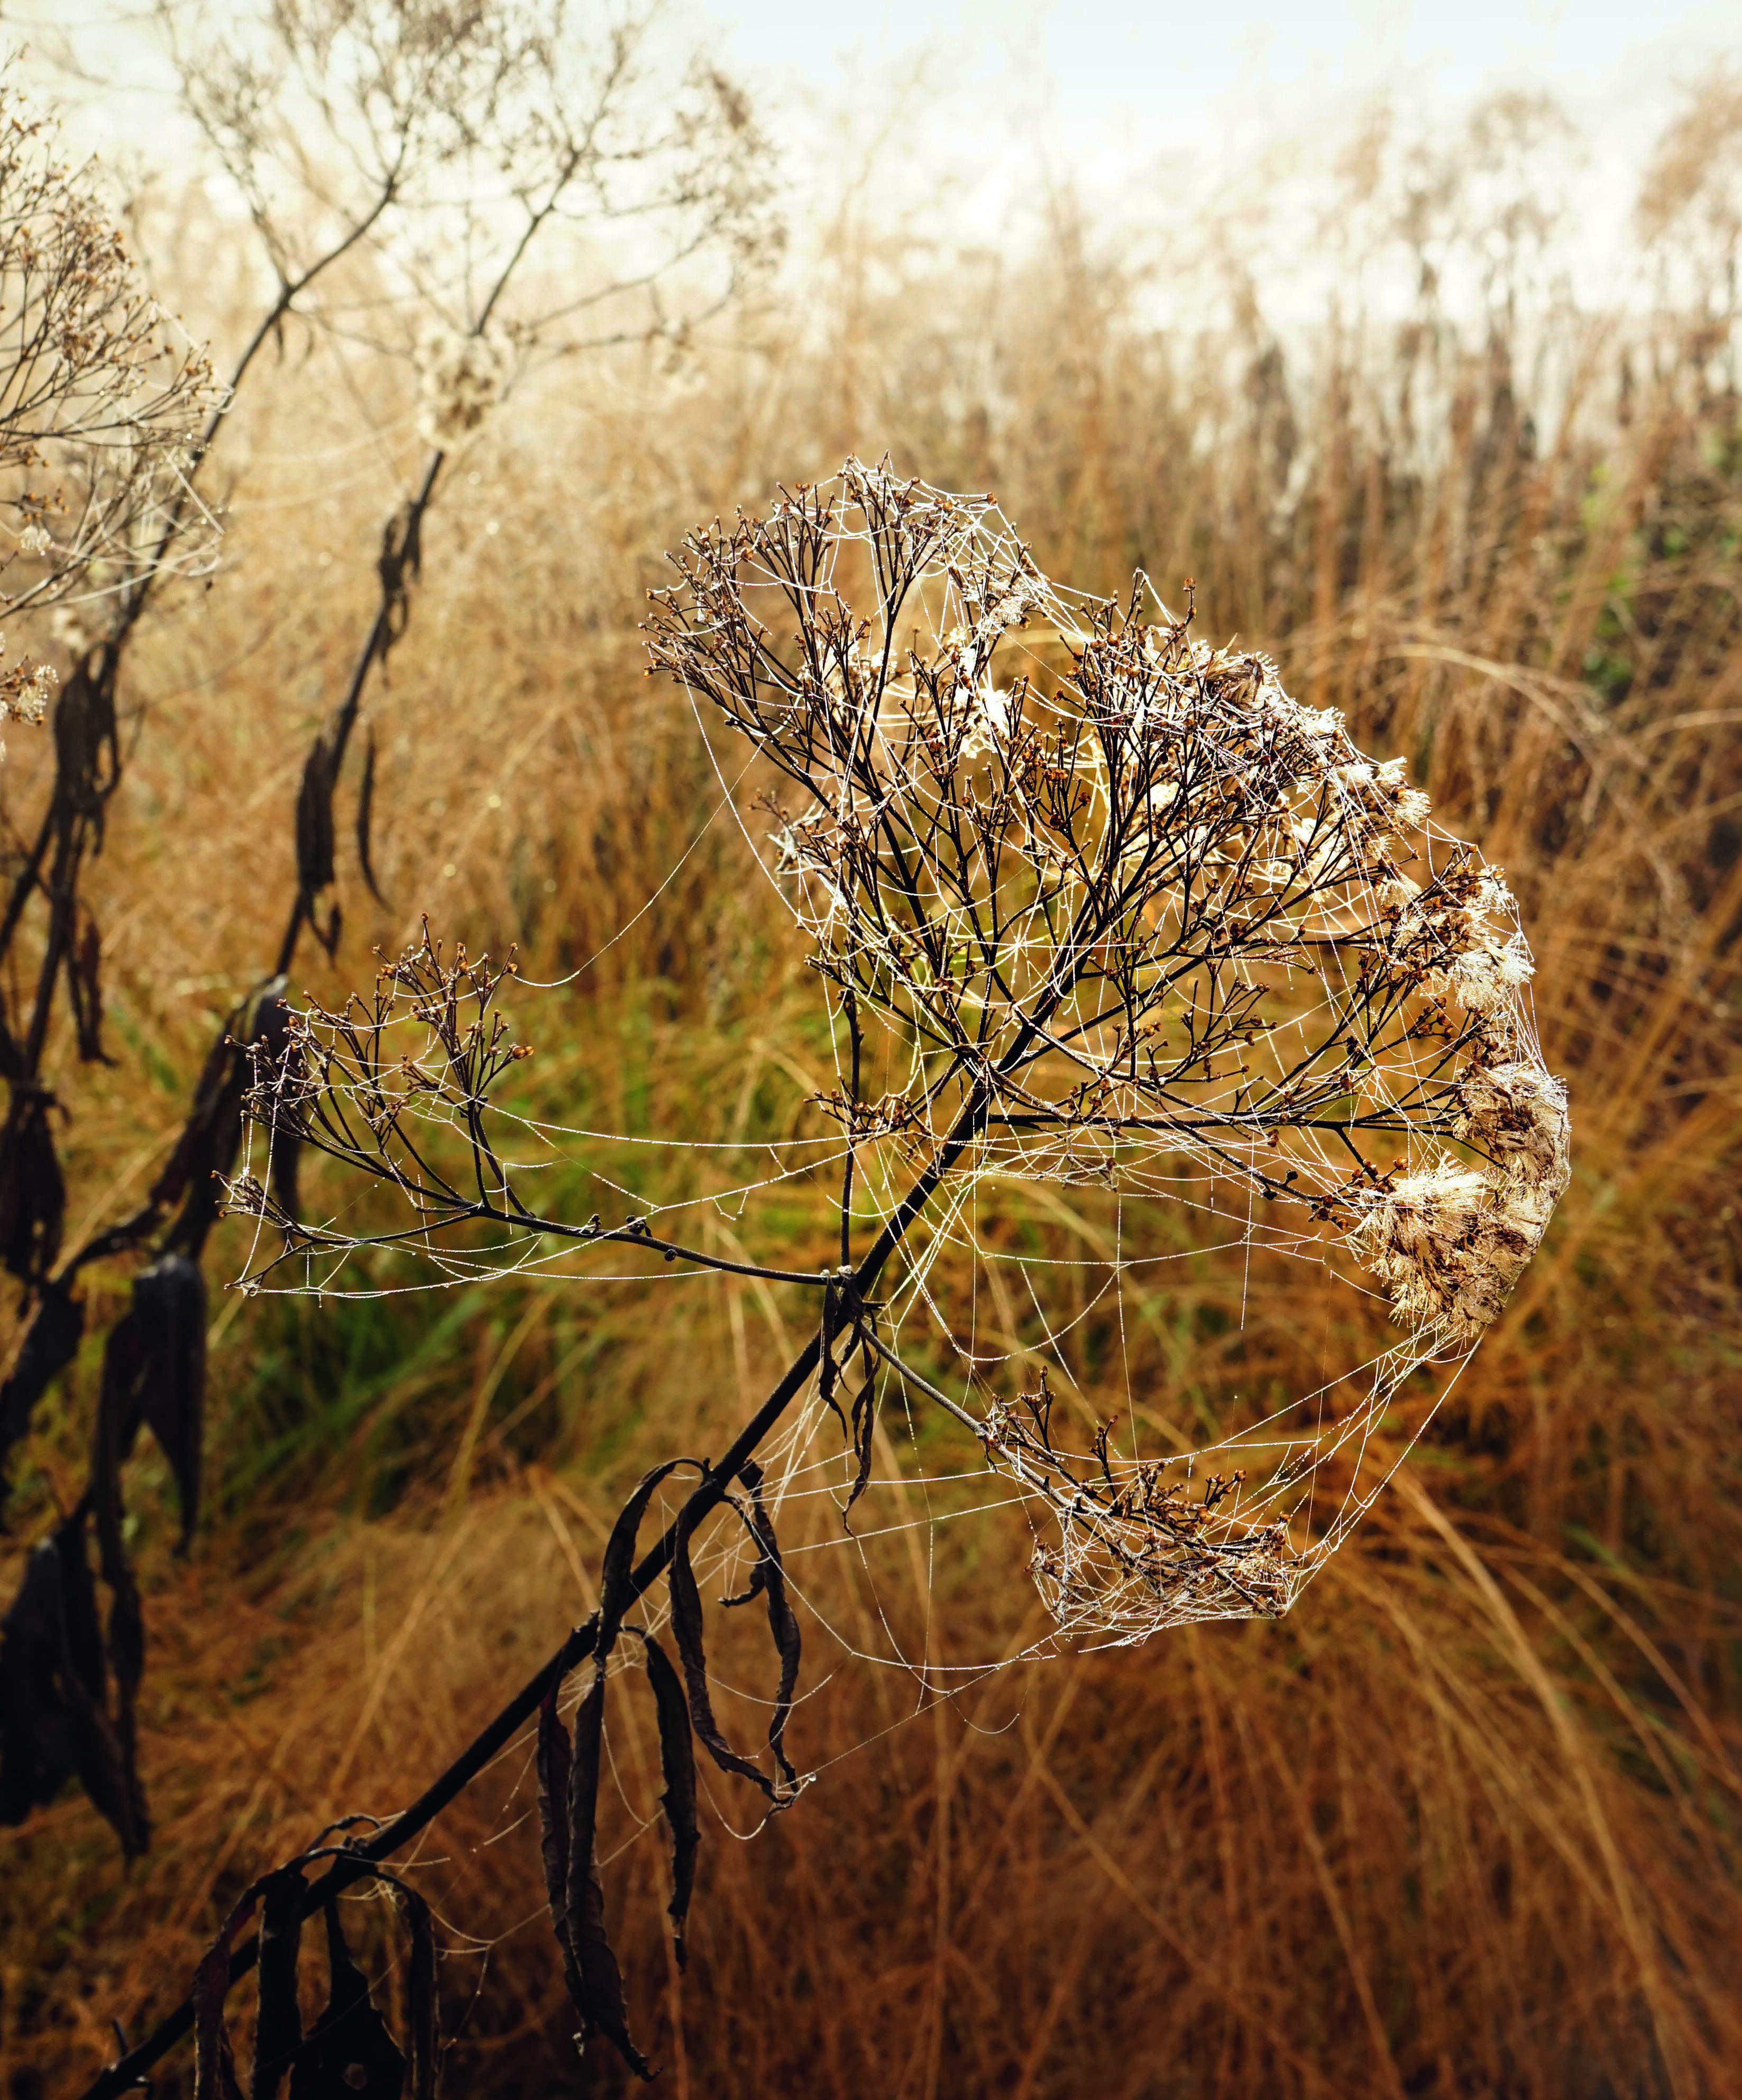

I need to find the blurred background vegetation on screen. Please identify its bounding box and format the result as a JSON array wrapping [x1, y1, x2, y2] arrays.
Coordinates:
[[1, 11, 1740, 2095]]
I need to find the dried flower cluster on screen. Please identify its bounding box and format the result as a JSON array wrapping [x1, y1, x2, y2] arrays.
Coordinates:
[[0, 84, 220, 620], [647, 460, 1571, 1638], [415, 323, 512, 449], [0, 641, 54, 761], [977, 1371, 1301, 1639], [1351, 1058, 1569, 1340]]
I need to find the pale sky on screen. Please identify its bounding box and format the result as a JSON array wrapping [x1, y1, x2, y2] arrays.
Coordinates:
[[696, 0, 1738, 185], [703, 0, 1734, 107], [5, 0, 1737, 258], [683, 0, 1741, 279]]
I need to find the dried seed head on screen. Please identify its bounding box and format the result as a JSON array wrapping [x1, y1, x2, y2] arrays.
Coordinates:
[[1429, 932, 1536, 1012], [415, 323, 512, 449], [0, 655, 57, 758]]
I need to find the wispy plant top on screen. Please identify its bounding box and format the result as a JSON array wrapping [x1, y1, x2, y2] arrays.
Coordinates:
[[165, 0, 781, 363], [0, 78, 218, 636]]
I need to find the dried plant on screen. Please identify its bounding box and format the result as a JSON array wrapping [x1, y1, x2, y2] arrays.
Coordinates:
[[132, 459, 1570, 2089], [167, 0, 781, 369], [647, 465, 1567, 1637], [253, 462, 1568, 1638], [0, 81, 225, 1862]]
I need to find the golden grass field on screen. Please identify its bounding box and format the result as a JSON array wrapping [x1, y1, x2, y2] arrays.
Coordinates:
[[3, 95, 1741, 2098]]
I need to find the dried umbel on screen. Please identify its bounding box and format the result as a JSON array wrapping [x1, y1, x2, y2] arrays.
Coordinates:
[[647, 459, 1570, 1639], [0, 78, 219, 621], [0, 643, 54, 762], [414, 323, 512, 450]]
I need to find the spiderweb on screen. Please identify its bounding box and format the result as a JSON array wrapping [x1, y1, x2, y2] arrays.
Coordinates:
[[225, 459, 1570, 1693]]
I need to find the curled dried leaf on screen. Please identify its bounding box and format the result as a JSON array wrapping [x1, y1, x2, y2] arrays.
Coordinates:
[[535, 1686, 585, 2023], [0, 1088, 64, 1282], [596, 1458, 690, 1663], [130, 1254, 208, 1548], [0, 1282, 82, 1506], [66, 904, 111, 1063], [296, 733, 337, 902], [564, 1674, 650, 2079], [670, 1490, 780, 1803], [0, 1512, 109, 1825], [287, 1900, 407, 2100], [192, 1872, 264, 2100], [639, 1629, 700, 1969], [731, 1460, 801, 1791], [356, 726, 385, 906]]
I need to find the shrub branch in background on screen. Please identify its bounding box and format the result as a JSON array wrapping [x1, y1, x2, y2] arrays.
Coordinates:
[[0, 0, 775, 1873]]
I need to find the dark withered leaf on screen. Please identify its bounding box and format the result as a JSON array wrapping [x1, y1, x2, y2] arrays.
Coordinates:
[[640, 1630, 700, 1970], [597, 1459, 687, 1663], [151, 1031, 240, 1219], [52, 649, 120, 826], [317, 900, 342, 960], [376, 503, 423, 666], [287, 1900, 407, 2100], [0, 1509, 144, 1851], [718, 1557, 765, 1610], [66, 906, 112, 1064], [535, 1687, 585, 2022], [252, 1866, 306, 2100], [0, 1545, 76, 1806], [97, 1309, 145, 1464], [296, 733, 338, 901], [159, 1064, 246, 1257], [194, 1884, 264, 2100], [817, 1282, 845, 1436], [846, 1368, 878, 1523], [563, 1673, 650, 2080], [0, 1089, 65, 1282], [401, 1889, 438, 2100], [735, 1461, 801, 1790], [82, 1337, 148, 1689], [670, 1495, 776, 1802], [103, 1533, 144, 1699], [47, 1511, 139, 1851], [90, 1344, 151, 1856], [193, 1934, 246, 2100], [0, 1521, 93, 1821], [160, 976, 292, 1258], [53, 1508, 107, 1706], [0, 1283, 83, 1506], [356, 728, 385, 905], [132, 1254, 208, 1548]]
